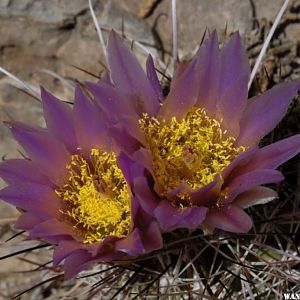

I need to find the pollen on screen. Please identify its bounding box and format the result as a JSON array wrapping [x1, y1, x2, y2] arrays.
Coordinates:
[[139, 108, 246, 204], [55, 149, 131, 244]]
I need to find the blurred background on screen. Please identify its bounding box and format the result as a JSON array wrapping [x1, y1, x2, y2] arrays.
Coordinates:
[[0, 0, 300, 298]]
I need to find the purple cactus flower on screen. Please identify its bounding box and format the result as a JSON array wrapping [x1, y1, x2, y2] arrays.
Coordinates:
[[0, 86, 162, 277], [88, 31, 300, 234]]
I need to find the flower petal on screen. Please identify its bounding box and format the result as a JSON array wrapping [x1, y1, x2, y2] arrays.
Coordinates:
[[216, 32, 250, 135], [222, 147, 258, 181], [234, 186, 278, 209], [73, 86, 114, 152], [107, 31, 159, 116], [146, 55, 164, 102], [63, 249, 92, 278], [134, 176, 160, 215], [237, 81, 300, 147], [141, 221, 163, 252], [190, 174, 223, 206], [0, 159, 50, 185], [159, 59, 198, 119], [225, 169, 284, 202], [115, 228, 144, 256], [240, 134, 300, 172], [154, 200, 208, 231], [86, 81, 136, 124], [87, 82, 145, 145], [53, 240, 84, 266], [30, 219, 74, 239], [15, 212, 44, 230], [117, 153, 144, 188], [131, 148, 154, 175], [7, 122, 70, 185], [110, 125, 141, 154], [195, 30, 221, 114], [205, 204, 252, 233], [41, 87, 76, 151], [0, 183, 61, 218]]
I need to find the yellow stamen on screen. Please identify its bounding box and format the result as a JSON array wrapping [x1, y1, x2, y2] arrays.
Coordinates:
[[139, 108, 246, 204], [55, 149, 131, 244]]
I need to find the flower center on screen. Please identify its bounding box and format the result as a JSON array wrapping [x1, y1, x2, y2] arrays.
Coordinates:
[[55, 149, 131, 244], [139, 108, 246, 202]]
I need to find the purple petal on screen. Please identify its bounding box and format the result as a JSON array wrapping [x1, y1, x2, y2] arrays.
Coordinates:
[[63, 249, 92, 278], [168, 60, 189, 90], [73, 86, 114, 152], [216, 32, 250, 136], [7, 122, 70, 185], [146, 55, 164, 102], [41, 87, 77, 151], [195, 30, 221, 114], [53, 240, 84, 266], [241, 134, 300, 172], [131, 148, 154, 175], [107, 31, 159, 116], [134, 176, 160, 215], [110, 125, 141, 154], [87, 82, 145, 145], [30, 219, 74, 239], [0, 183, 61, 218], [225, 169, 284, 202], [234, 186, 278, 209], [159, 51, 201, 119], [117, 153, 144, 188], [15, 212, 44, 230], [222, 147, 258, 182], [115, 228, 145, 256], [166, 182, 190, 201], [154, 200, 208, 231], [86, 81, 136, 124], [205, 204, 252, 233], [99, 71, 113, 86], [141, 221, 163, 252], [90, 236, 121, 258], [0, 159, 50, 186], [237, 81, 300, 147], [189, 175, 222, 206]]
